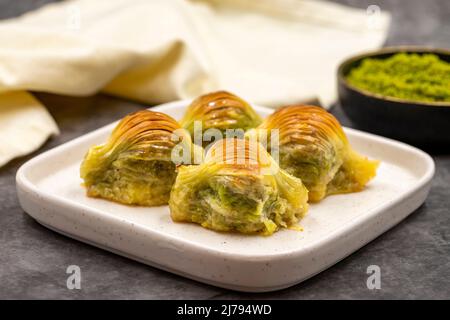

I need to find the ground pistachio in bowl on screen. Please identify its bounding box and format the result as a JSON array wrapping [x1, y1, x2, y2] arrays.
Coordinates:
[[346, 52, 450, 103]]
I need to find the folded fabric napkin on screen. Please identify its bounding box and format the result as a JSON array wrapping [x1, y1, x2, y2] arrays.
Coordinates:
[[0, 0, 390, 167]]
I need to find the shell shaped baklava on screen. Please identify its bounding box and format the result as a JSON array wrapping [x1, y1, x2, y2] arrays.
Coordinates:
[[247, 105, 379, 202], [80, 110, 201, 206], [180, 91, 262, 147], [169, 138, 308, 235]]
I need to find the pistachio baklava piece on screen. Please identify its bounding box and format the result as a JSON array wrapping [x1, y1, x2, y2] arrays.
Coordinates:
[[80, 110, 201, 206], [247, 105, 379, 202], [169, 138, 308, 235], [180, 91, 262, 147]]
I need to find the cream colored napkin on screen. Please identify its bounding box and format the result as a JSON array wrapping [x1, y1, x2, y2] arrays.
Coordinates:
[[0, 0, 390, 167], [0, 92, 58, 166]]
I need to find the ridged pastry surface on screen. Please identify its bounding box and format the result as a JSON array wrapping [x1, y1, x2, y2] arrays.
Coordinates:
[[80, 110, 199, 206], [169, 138, 308, 236], [248, 105, 378, 202]]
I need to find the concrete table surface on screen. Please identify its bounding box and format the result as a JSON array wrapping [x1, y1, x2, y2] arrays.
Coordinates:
[[0, 0, 449, 299]]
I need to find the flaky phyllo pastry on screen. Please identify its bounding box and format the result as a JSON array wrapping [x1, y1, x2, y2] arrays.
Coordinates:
[[247, 105, 379, 202], [80, 110, 201, 206], [180, 91, 262, 147], [169, 138, 308, 235]]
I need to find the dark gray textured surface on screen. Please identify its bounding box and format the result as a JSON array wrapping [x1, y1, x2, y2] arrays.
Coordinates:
[[0, 0, 449, 299]]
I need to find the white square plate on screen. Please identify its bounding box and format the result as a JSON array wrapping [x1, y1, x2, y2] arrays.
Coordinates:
[[16, 101, 435, 292]]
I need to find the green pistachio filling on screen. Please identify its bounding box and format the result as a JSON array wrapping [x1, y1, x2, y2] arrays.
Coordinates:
[[83, 158, 176, 206], [346, 53, 450, 103]]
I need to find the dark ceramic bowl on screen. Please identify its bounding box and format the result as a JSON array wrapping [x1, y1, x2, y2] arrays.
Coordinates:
[[337, 47, 450, 149]]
